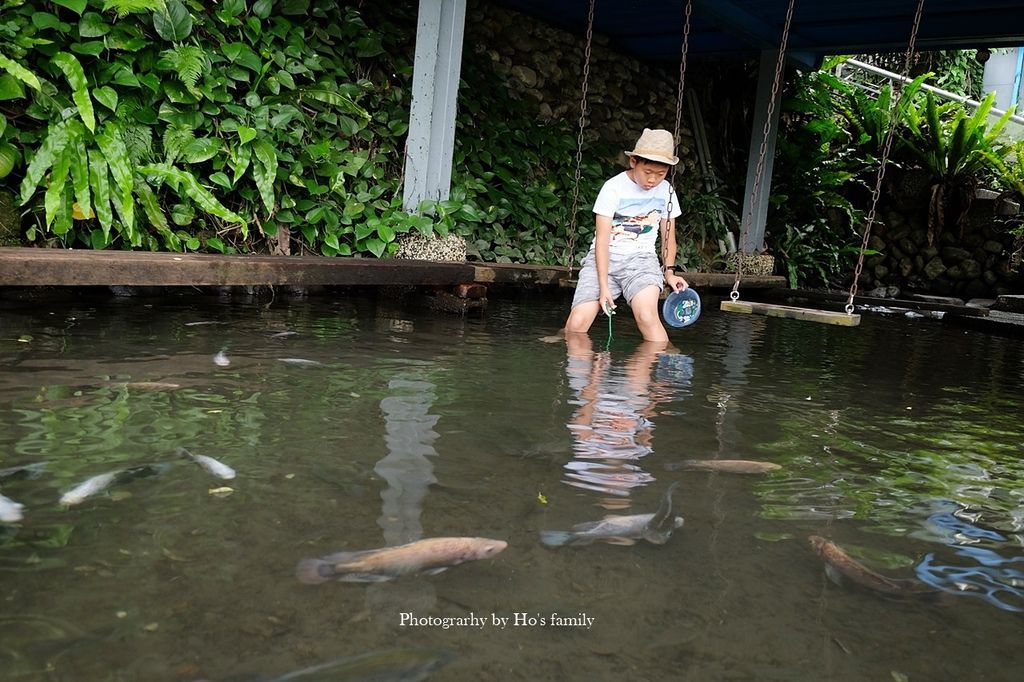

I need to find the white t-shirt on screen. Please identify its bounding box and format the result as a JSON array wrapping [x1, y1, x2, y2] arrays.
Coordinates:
[[590, 171, 681, 258]]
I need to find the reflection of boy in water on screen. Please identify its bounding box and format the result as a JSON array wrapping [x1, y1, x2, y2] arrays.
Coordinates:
[[563, 334, 674, 509]]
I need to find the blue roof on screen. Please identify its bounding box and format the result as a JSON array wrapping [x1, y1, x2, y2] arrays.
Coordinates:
[[492, 0, 1024, 66]]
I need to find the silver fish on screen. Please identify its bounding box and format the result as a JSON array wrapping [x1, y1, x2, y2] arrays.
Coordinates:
[[268, 648, 453, 682], [296, 536, 507, 584], [178, 448, 236, 480], [0, 492, 25, 523], [665, 459, 781, 474], [0, 461, 49, 480], [60, 471, 119, 506], [59, 463, 172, 506], [540, 482, 683, 547], [278, 358, 323, 367]]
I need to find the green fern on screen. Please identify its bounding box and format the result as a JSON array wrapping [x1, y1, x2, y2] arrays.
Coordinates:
[[163, 123, 195, 165], [158, 45, 207, 95], [102, 0, 166, 18], [120, 123, 154, 165]]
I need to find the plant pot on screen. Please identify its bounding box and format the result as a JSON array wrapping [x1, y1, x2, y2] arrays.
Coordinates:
[[724, 252, 775, 276], [394, 233, 467, 262]]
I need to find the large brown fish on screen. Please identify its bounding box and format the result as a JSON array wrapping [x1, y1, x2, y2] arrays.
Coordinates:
[[295, 536, 507, 584], [665, 459, 781, 474], [808, 535, 938, 596]]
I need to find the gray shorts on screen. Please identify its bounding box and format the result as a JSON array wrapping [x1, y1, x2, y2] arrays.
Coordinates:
[[571, 251, 664, 308]]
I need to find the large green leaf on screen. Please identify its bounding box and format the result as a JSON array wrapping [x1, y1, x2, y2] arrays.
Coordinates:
[[20, 121, 72, 204], [133, 177, 171, 234], [152, 0, 193, 41], [138, 163, 247, 231], [299, 88, 369, 119], [252, 138, 277, 213], [95, 123, 136, 236], [53, 0, 88, 14], [182, 137, 222, 163], [0, 74, 25, 101], [44, 145, 73, 229], [69, 129, 91, 218], [93, 86, 118, 113], [78, 12, 111, 37], [88, 149, 113, 236], [0, 52, 42, 91], [53, 52, 95, 132]]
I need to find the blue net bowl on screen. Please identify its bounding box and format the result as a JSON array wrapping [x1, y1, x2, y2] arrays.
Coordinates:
[[662, 288, 701, 328]]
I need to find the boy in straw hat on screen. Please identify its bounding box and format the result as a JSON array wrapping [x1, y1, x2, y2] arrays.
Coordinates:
[[564, 128, 688, 344]]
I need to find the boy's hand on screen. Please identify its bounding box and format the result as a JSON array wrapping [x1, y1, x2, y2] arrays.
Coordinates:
[[598, 290, 616, 316], [666, 272, 688, 292]]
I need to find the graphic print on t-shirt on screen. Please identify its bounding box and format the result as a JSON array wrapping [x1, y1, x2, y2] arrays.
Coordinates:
[[611, 198, 662, 243]]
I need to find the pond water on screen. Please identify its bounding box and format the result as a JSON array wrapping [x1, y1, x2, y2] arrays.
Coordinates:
[[1, 288, 1022, 681]]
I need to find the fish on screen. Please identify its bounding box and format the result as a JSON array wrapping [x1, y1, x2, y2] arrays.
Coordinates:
[[178, 447, 236, 480], [267, 647, 453, 682], [808, 535, 939, 597], [664, 459, 781, 474], [119, 381, 181, 390], [60, 471, 120, 506], [213, 350, 231, 367], [278, 356, 321, 366], [0, 492, 25, 523], [0, 460, 49, 480], [59, 463, 172, 506], [540, 482, 683, 547], [295, 536, 507, 584]]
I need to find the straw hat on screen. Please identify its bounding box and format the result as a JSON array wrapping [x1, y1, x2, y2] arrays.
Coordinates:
[[624, 128, 679, 166]]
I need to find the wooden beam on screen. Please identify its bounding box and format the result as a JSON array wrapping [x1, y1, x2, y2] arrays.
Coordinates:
[[0, 248, 475, 287], [720, 300, 861, 326], [760, 288, 990, 317]]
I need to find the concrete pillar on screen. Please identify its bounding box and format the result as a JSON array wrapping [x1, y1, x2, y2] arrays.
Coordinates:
[[402, 0, 467, 213], [739, 50, 784, 253]]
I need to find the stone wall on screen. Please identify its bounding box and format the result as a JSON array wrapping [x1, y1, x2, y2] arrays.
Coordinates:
[[857, 170, 1022, 299], [465, 0, 701, 176]]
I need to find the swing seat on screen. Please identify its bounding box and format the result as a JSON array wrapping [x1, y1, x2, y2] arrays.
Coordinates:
[[719, 300, 861, 326]]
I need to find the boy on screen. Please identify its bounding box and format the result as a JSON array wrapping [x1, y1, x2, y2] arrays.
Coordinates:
[[564, 128, 688, 344]]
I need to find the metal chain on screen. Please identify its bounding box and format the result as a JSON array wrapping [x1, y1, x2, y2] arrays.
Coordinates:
[[732, 0, 796, 303], [663, 0, 693, 272], [845, 0, 925, 314], [566, 0, 596, 276]]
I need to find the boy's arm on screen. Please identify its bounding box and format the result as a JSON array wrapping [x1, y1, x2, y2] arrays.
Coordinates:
[[661, 216, 688, 291], [595, 215, 615, 313]]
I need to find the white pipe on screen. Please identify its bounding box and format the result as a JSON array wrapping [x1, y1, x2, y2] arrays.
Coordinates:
[[845, 58, 1024, 126]]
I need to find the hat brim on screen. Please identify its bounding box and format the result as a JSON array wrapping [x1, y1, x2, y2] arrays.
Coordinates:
[[625, 151, 679, 166]]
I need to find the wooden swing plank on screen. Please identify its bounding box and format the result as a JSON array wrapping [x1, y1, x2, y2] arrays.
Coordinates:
[[720, 300, 861, 326]]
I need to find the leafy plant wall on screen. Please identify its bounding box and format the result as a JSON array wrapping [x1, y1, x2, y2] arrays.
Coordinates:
[[0, 0, 616, 264]]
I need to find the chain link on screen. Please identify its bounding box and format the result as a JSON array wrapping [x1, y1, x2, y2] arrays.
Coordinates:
[[566, 0, 596, 277], [845, 0, 926, 313], [663, 0, 693, 271], [733, 0, 796, 302]]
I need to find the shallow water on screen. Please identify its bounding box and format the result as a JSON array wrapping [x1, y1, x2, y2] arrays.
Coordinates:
[[1, 288, 1022, 681]]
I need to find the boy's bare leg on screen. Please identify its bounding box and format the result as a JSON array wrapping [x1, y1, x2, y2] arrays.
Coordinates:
[[629, 286, 669, 343], [564, 300, 602, 334]]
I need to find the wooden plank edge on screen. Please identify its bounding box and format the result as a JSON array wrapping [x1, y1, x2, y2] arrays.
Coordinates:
[[720, 300, 861, 326]]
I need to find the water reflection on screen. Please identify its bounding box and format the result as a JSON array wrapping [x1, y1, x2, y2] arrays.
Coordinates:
[[375, 377, 439, 545], [562, 335, 688, 508], [911, 500, 1024, 612], [368, 373, 441, 620]]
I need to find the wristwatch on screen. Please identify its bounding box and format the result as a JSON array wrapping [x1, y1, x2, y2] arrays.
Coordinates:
[[663, 265, 676, 274]]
